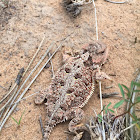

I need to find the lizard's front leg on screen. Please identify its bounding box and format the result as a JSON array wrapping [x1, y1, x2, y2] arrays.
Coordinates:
[[35, 86, 53, 104]]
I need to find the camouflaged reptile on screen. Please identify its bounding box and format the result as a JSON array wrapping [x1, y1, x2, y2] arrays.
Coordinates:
[[35, 41, 109, 140]]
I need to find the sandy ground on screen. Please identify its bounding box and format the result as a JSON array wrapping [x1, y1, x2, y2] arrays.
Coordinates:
[[0, 0, 140, 140]]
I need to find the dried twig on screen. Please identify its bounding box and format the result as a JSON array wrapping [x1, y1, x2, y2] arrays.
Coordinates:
[[8, 43, 53, 107], [105, 0, 127, 4], [105, 85, 113, 89], [0, 36, 47, 130], [0, 85, 7, 91], [0, 36, 69, 131], [10, 35, 45, 104], [87, 111, 126, 139], [0, 67, 24, 106], [98, 92, 120, 98], [113, 123, 136, 140], [0, 86, 18, 123], [23, 35, 46, 78], [0, 109, 4, 118], [39, 116, 44, 137], [48, 52, 55, 77], [1, 91, 38, 111], [0, 68, 24, 112], [91, 0, 105, 138], [0, 84, 17, 104], [0, 86, 18, 112], [92, 0, 98, 41], [0, 36, 44, 119]]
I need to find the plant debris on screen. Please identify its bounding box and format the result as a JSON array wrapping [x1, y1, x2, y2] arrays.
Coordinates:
[[69, 113, 126, 140], [62, 0, 81, 18]]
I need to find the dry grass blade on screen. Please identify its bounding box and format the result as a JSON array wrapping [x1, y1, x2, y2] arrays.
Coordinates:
[[0, 36, 44, 121], [0, 39, 65, 131], [0, 68, 24, 118], [113, 123, 136, 140], [48, 52, 55, 77], [7, 37, 49, 106], [84, 113, 126, 140], [0, 86, 18, 124], [105, 0, 127, 4], [0, 109, 4, 118], [0, 36, 46, 130], [13, 92, 39, 104], [0, 85, 7, 91], [99, 92, 120, 99], [22, 35, 46, 78], [0, 86, 18, 112], [92, 0, 98, 41], [0, 84, 16, 104], [39, 116, 44, 137]]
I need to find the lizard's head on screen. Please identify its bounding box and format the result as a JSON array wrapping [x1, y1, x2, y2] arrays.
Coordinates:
[[81, 41, 109, 69]]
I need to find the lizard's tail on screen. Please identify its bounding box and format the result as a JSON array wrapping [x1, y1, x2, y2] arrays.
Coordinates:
[[43, 124, 54, 140]]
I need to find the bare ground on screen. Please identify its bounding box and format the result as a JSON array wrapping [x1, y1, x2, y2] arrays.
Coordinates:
[[0, 0, 140, 140]]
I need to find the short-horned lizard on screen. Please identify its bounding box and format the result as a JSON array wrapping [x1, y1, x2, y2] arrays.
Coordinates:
[[35, 41, 109, 140]]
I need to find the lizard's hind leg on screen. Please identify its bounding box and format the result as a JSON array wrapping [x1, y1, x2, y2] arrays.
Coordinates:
[[65, 108, 86, 133]]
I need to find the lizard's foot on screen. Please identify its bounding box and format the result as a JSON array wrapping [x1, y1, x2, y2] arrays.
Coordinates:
[[35, 90, 46, 104]]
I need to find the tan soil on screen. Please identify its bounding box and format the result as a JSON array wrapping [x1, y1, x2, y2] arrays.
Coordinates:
[[0, 0, 139, 140]]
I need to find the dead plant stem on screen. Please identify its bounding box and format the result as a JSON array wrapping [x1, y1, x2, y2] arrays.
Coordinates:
[[113, 123, 136, 139], [105, 0, 127, 4], [0, 83, 16, 104], [0, 85, 7, 91], [0, 86, 18, 112], [92, 0, 98, 41], [0, 36, 45, 118], [0, 40, 65, 131], [23, 35, 45, 78], [0, 86, 18, 124], [48, 52, 55, 77]]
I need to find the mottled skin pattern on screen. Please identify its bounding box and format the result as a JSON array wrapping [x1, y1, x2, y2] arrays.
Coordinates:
[[35, 41, 108, 140]]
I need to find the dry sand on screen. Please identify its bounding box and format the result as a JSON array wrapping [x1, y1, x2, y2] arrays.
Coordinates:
[[0, 0, 139, 139]]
